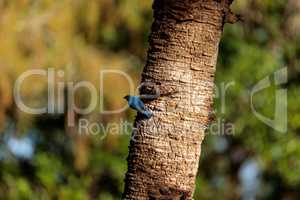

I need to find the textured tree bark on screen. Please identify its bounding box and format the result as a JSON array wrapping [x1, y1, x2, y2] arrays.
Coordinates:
[[123, 0, 234, 199]]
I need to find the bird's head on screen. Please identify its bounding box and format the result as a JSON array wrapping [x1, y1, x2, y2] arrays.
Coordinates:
[[123, 95, 130, 101]]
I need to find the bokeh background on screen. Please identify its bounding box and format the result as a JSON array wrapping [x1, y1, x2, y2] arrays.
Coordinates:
[[0, 0, 300, 199]]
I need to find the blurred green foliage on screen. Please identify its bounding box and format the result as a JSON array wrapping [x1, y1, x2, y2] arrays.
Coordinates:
[[0, 0, 299, 199]]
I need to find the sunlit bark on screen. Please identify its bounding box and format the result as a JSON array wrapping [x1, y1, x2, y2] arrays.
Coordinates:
[[123, 0, 234, 199]]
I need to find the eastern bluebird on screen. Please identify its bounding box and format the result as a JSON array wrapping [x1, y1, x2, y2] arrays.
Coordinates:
[[124, 95, 153, 119]]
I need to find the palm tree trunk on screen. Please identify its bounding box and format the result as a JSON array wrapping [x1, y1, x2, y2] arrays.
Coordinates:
[[123, 0, 234, 199]]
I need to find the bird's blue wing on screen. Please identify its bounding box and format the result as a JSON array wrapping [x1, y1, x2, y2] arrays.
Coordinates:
[[136, 97, 147, 111], [128, 96, 153, 118], [130, 96, 146, 111]]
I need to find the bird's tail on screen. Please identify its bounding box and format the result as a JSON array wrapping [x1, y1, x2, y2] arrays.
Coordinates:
[[142, 110, 153, 119]]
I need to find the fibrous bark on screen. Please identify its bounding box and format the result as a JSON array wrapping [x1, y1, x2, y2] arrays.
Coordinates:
[[123, 0, 234, 199]]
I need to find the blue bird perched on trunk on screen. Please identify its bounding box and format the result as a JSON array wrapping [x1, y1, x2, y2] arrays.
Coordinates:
[[123, 95, 153, 119]]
